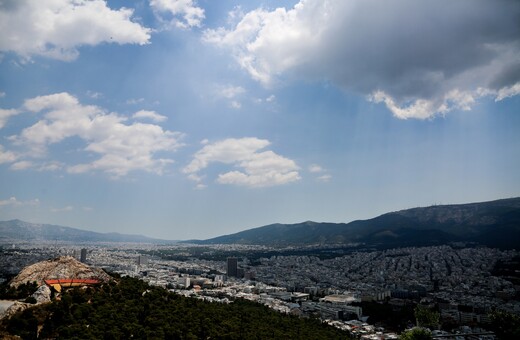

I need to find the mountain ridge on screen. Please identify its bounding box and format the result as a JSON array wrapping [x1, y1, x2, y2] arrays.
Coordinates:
[[0, 219, 172, 244], [186, 197, 520, 248]]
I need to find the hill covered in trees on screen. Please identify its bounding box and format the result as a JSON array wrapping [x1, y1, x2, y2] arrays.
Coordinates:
[[0, 276, 350, 339], [189, 197, 520, 249]]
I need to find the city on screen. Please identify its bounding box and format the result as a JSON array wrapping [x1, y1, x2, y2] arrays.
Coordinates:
[[1, 242, 517, 339]]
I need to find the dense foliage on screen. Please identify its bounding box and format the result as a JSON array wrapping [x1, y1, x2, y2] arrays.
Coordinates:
[[0, 280, 38, 300], [352, 301, 415, 331], [488, 310, 520, 340], [1, 277, 350, 339], [399, 328, 432, 340], [413, 305, 439, 329]]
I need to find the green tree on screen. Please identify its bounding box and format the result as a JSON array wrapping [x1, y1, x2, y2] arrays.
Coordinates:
[[400, 328, 432, 340], [414, 305, 439, 329], [489, 310, 520, 340]]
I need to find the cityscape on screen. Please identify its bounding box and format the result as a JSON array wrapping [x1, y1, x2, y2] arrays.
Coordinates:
[[1, 240, 518, 339]]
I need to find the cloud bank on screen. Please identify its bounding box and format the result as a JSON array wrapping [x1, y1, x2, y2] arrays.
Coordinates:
[[0, 0, 151, 61], [204, 0, 520, 119], [184, 137, 300, 188]]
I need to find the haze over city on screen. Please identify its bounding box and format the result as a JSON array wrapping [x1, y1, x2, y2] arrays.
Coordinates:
[[1, 0, 519, 240]]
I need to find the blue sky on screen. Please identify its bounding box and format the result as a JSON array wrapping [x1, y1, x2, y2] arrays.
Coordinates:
[[1, 0, 519, 240]]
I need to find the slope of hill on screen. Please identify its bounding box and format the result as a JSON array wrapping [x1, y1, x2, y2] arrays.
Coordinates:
[[189, 197, 520, 248], [9, 256, 111, 287], [0, 219, 169, 244], [0, 276, 349, 339]]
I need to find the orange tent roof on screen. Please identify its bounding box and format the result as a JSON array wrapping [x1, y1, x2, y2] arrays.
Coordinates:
[[45, 278, 101, 285]]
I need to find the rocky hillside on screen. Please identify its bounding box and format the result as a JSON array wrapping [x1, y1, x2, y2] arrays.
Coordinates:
[[9, 256, 111, 287]]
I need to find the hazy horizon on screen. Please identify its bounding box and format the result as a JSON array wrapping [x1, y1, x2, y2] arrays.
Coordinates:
[[1, 0, 519, 240]]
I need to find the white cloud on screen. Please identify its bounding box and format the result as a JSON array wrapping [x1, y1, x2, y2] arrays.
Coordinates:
[[0, 145, 17, 164], [10, 160, 33, 170], [126, 98, 145, 105], [11, 92, 183, 177], [205, 0, 520, 119], [216, 85, 245, 99], [495, 83, 520, 101], [317, 174, 332, 182], [0, 108, 19, 129], [0, 92, 5, 98], [0, 0, 151, 61], [86, 91, 102, 99], [132, 110, 167, 122], [0, 197, 39, 207], [51, 205, 74, 213], [230, 101, 241, 109], [150, 0, 205, 29], [308, 164, 323, 173], [184, 137, 300, 188], [38, 161, 64, 172], [308, 163, 332, 182], [266, 95, 276, 102], [215, 85, 245, 109]]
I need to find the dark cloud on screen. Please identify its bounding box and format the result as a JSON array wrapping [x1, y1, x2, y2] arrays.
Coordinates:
[[207, 0, 520, 118]]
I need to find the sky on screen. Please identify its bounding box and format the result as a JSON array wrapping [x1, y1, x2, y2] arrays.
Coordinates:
[[0, 0, 519, 240]]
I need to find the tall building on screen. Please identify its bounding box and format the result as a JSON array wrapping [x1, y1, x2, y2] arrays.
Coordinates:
[[227, 257, 238, 277], [80, 248, 87, 263], [137, 255, 148, 266]]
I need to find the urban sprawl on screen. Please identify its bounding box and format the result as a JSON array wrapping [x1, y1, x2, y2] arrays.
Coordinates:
[[1, 244, 518, 339]]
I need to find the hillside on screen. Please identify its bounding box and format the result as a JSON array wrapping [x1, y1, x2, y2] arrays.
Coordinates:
[[0, 219, 170, 244], [0, 276, 349, 339], [189, 197, 520, 248], [9, 256, 111, 287]]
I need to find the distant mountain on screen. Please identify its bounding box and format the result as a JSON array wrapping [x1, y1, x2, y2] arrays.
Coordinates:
[[0, 219, 171, 244], [188, 197, 520, 249]]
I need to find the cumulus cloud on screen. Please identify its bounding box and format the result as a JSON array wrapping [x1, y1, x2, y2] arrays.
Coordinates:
[[308, 163, 332, 182], [308, 164, 323, 173], [0, 108, 19, 129], [183, 137, 300, 188], [10, 92, 183, 177], [0, 196, 39, 207], [10, 160, 33, 170], [132, 110, 167, 122], [204, 0, 520, 119], [495, 83, 520, 101], [0, 145, 17, 164], [150, 0, 205, 29], [0, 0, 151, 61]]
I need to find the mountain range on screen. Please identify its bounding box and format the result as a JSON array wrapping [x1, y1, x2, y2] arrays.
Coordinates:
[[0, 219, 167, 244], [2, 197, 520, 248], [187, 197, 520, 249]]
